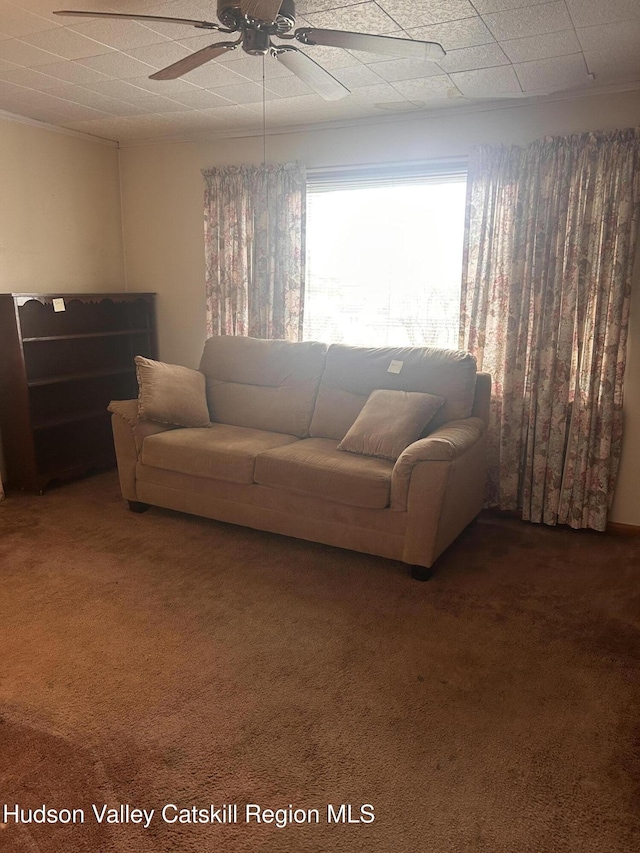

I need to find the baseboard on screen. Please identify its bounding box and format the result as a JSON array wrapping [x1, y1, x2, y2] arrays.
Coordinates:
[[606, 522, 640, 536]]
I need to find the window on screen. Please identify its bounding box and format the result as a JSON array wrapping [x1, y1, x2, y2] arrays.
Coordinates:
[[303, 162, 467, 349]]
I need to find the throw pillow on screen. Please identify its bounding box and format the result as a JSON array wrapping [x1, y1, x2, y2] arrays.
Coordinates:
[[337, 389, 444, 461], [135, 356, 211, 428]]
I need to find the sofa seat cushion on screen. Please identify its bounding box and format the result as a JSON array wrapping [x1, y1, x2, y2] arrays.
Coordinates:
[[141, 424, 300, 484], [254, 438, 393, 509]]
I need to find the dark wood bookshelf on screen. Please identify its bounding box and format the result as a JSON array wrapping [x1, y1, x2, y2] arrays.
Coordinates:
[[27, 367, 135, 387], [0, 292, 156, 493]]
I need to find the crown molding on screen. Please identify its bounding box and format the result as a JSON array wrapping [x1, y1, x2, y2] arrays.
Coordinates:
[[0, 109, 119, 148]]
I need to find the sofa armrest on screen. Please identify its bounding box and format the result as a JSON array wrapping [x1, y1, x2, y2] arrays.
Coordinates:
[[391, 417, 485, 511], [108, 400, 177, 450], [108, 399, 177, 501], [108, 399, 138, 427]]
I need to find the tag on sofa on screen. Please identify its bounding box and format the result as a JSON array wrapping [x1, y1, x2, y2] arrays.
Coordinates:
[[388, 360, 404, 374], [52, 298, 66, 312]]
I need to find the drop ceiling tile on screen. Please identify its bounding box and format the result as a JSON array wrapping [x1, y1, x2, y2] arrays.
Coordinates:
[[123, 92, 192, 111], [71, 19, 172, 51], [60, 115, 135, 140], [515, 53, 590, 92], [347, 81, 409, 102], [123, 41, 191, 69], [99, 113, 178, 135], [161, 87, 230, 107], [264, 74, 313, 97], [58, 102, 122, 120], [500, 29, 582, 63], [75, 51, 156, 78], [140, 114, 213, 134], [246, 93, 325, 115], [0, 2, 58, 38], [584, 44, 640, 84], [3, 101, 72, 122], [0, 37, 62, 65], [117, 97, 189, 114], [295, 1, 359, 13], [379, 0, 477, 28], [176, 59, 252, 87], [197, 104, 261, 124], [332, 63, 384, 87], [123, 73, 200, 93], [484, 2, 573, 41], [80, 77, 151, 99], [577, 20, 640, 52], [565, 0, 640, 28], [391, 73, 454, 99], [40, 82, 118, 106], [0, 62, 60, 86], [470, 0, 534, 11], [20, 26, 115, 60], [437, 41, 509, 73], [305, 2, 399, 35], [366, 56, 444, 82], [15, 0, 141, 24], [5, 86, 106, 116], [0, 77, 29, 96], [130, 0, 219, 37], [35, 59, 110, 84], [208, 80, 274, 104], [407, 17, 495, 50], [449, 64, 522, 97], [141, 0, 220, 22]]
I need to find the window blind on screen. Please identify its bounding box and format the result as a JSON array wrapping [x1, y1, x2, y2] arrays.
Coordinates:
[[306, 158, 468, 193]]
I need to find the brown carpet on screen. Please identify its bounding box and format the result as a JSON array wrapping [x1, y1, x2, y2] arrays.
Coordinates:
[[0, 471, 638, 853]]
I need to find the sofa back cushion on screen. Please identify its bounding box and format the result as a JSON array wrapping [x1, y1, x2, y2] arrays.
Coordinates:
[[309, 344, 477, 441], [199, 336, 327, 438]]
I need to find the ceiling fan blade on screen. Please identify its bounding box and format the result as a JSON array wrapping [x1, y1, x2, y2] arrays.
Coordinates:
[[241, 0, 283, 24], [150, 41, 239, 80], [53, 10, 222, 29], [295, 28, 445, 61], [275, 47, 350, 101]]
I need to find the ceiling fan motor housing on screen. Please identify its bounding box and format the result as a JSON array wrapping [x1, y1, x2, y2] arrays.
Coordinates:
[[243, 27, 271, 54], [217, 0, 296, 33]]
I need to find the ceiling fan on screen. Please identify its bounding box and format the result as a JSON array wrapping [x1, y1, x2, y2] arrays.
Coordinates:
[[53, 0, 446, 101]]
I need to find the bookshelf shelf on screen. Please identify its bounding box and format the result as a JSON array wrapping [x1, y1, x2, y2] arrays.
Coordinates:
[[0, 292, 156, 493]]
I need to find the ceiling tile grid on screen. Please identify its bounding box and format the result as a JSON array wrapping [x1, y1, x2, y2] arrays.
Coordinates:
[[0, 0, 637, 143]]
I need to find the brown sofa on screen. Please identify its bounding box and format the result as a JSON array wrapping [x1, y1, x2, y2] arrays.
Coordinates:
[[109, 336, 490, 580]]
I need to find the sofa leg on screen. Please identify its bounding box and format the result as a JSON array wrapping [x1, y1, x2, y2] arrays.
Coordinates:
[[128, 500, 149, 514], [410, 565, 433, 582]]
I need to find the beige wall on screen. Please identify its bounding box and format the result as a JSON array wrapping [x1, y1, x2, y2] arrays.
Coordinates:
[[119, 89, 640, 525], [0, 116, 125, 293], [0, 115, 126, 482]]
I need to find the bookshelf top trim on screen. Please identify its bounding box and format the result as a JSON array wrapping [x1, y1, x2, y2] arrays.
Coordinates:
[[8, 293, 156, 308]]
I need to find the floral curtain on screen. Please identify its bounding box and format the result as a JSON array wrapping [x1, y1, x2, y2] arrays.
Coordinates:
[[460, 129, 640, 531], [202, 162, 306, 341]]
